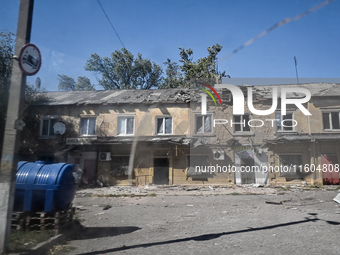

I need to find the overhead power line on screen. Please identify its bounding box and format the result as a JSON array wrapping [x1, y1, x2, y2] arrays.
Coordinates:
[[96, 0, 126, 49], [219, 0, 335, 63]]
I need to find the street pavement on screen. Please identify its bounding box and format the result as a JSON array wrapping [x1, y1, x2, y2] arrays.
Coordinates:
[[62, 186, 340, 255]]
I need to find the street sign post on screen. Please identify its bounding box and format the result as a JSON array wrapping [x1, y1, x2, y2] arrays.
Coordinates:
[[18, 43, 41, 76]]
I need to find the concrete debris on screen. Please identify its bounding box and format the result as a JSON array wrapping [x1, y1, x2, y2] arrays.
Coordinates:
[[96, 180, 104, 187], [333, 194, 340, 204], [265, 201, 283, 205], [186, 187, 199, 191], [103, 205, 112, 210], [76, 184, 279, 197], [252, 184, 264, 188]]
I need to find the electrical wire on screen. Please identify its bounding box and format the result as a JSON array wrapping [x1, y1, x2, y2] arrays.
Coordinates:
[[96, 0, 126, 49]]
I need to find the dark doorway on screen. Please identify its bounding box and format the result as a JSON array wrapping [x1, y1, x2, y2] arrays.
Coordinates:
[[322, 155, 339, 185], [153, 158, 169, 185], [241, 158, 255, 184], [82, 160, 97, 185]]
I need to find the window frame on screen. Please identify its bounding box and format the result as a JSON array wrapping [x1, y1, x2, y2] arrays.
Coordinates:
[[40, 115, 58, 137], [278, 154, 303, 177], [275, 111, 295, 132], [195, 114, 213, 134], [80, 117, 96, 136], [111, 156, 130, 176], [186, 155, 210, 176], [233, 114, 251, 133], [156, 116, 173, 135], [322, 111, 340, 131], [117, 115, 135, 136]]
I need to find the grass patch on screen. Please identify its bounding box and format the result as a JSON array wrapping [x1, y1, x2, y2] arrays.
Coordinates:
[[325, 188, 340, 191], [277, 186, 291, 191], [9, 230, 56, 252], [227, 192, 243, 195], [48, 244, 77, 255], [324, 185, 340, 191]]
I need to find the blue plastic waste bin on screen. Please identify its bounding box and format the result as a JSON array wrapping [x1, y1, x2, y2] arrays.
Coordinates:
[[14, 161, 77, 212]]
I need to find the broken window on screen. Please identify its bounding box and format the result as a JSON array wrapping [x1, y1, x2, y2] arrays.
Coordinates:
[[187, 155, 210, 176], [118, 117, 134, 135], [111, 156, 130, 176], [40, 116, 58, 136], [279, 155, 303, 177], [233, 114, 250, 132], [276, 112, 294, 131], [323, 112, 340, 130], [80, 117, 96, 136], [156, 117, 172, 135], [195, 115, 212, 133]]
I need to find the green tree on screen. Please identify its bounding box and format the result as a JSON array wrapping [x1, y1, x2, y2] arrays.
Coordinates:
[[76, 76, 95, 91], [162, 44, 229, 88], [85, 48, 162, 89], [58, 74, 95, 91], [161, 58, 184, 88], [0, 30, 14, 157], [179, 43, 229, 82], [57, 74, 76, 91], [0, 30, 50, 157]]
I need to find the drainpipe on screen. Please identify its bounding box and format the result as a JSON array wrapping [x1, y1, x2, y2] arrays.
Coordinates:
[[308, 101, 311, 135], [308, 101, 316, 184]]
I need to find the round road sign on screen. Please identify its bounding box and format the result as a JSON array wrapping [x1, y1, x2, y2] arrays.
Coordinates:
[[19, 43, 41, 76]]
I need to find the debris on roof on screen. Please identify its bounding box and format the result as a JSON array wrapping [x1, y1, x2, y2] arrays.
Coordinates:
[[38, 88, 201, 105], [92, 136, 207, 147], [36, 83, 340, 106]]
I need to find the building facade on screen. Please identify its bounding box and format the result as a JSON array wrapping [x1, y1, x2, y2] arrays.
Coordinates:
[[19, 84, 340, 186]]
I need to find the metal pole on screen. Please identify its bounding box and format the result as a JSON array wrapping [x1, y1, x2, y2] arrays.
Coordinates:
[[0, 0, 34, 253], [294, 56, 299, 85]]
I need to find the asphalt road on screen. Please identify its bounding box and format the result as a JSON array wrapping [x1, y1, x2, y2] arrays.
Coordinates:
[[63, 187, 340, 255]]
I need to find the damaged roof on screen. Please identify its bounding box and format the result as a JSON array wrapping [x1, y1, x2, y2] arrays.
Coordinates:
[[266, 133, 340, 143], [245, 83, 340, 99], [42, 88, 199, 105], [39, 83, 340, 106]]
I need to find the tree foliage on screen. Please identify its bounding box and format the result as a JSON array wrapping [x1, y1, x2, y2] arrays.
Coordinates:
[[76, 76, 95, 91], [161, 58, 184, 88], [58, 74, 95, 91], [0, 30, 50, 157], [0, 30, 14, 156], [161, 44, 229, 88], [85, 48, 162, 90]]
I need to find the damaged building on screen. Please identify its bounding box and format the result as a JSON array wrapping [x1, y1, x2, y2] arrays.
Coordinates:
[[19, 83, 340, 186]]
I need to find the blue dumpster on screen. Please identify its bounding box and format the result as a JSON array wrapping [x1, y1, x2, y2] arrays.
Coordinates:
[[14, 161, 77, 212]]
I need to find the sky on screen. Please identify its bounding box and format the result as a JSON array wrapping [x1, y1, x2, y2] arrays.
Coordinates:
[[1, 0, 340, 91]]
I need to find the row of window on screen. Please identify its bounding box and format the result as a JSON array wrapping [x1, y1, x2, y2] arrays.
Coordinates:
[[40, 111, 340, 137], [40, 116, 173, 137]]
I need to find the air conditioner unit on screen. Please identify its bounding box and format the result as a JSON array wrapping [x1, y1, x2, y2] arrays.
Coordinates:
[[99, 152, 111, 161], [213, 150, 225, 160]]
